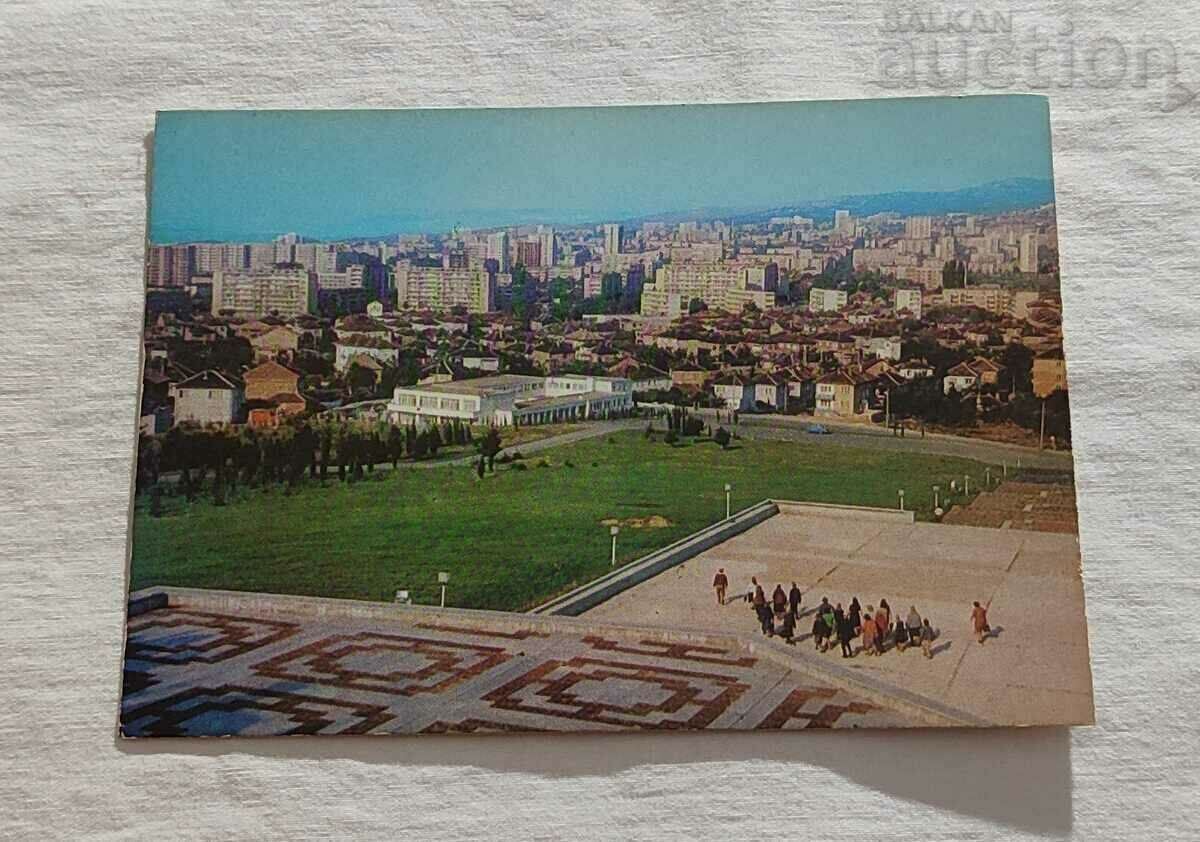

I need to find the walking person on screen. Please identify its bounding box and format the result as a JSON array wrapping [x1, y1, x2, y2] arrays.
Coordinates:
[[893, 617, 910, 652], [921, 618, 935, 658], [971, 601, 990, 644], [860, 612, 878, 656], [906, 606, 923, 650], [746, 576, 758, 605], [848, 597, 862, 632], [811, 612, 828, 651], [712, 568, 728, 606], [756, 601, 774, 636], [772, 584, 788, 615], [788, 581, 802, 617], [821, 602, 837, 653], [875, 605, 891, 653], [779, 606, 796, 645], [753, 581, 766, 611], [838, 611, 856, 658]]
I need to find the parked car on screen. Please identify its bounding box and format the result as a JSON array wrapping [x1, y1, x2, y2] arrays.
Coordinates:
[[806, 423, 831, 435]]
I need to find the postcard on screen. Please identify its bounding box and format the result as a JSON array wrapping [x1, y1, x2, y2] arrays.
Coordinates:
[[122, 95, 1092, 737]]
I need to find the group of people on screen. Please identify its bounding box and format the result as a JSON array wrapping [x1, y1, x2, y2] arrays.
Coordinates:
[[805, 595, 936, 659], [713, 569, 991, 660]]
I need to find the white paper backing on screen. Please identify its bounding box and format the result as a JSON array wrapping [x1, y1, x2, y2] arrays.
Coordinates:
[[2, 1, 1197, 839]]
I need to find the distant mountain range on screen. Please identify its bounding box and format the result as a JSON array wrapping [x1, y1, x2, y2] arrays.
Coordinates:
[[614, 179, 1055, 229], [725, 178, 1055, 225], [158, 178, 1055, 244]]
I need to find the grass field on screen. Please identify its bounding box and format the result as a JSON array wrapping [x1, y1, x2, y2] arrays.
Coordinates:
[[129, 429, 997, 611]]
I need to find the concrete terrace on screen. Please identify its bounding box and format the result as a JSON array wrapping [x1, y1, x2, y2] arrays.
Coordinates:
[[119, 590, 923, 737], [582, 503, 1094, 726]]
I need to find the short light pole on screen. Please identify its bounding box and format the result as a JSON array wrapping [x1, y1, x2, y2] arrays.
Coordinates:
[[437, 571, 449, 608], [985, 467, 992, 488], [724, 483, 732, 520], [610, 525, 620, 566], [932, 484, 940, 510], [1003, 461, 1008, 478], [963, 474, 970, 496], [898, 489, 905, 511]]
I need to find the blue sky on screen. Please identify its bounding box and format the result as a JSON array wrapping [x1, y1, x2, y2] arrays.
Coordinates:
[[149, 95, 1052, 243]]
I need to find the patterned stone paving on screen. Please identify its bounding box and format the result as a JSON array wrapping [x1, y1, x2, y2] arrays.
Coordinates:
[[120, 606, 920, 737]]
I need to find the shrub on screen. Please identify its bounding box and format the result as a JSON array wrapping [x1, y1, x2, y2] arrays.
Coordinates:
[[664, 429, 679, 445], [511, 462, 528, 471]]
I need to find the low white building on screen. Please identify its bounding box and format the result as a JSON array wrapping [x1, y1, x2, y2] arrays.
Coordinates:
[[388, 374, 633, 427]]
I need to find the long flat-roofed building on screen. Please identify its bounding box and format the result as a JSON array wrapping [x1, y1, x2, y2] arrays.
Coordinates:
[[211, 266, 317, 318], [394, 265, 496, 313], [388, 374, 632, 427]]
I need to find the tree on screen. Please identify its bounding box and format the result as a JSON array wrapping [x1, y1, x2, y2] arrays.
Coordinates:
[[714, 427, 731, 449], [479, 426, 502, 472]]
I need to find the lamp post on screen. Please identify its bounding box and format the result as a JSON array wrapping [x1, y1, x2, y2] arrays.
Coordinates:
[[437, 571, 449, 608], [898, 489, 905, 511], [963, 474, 970, 496], [724, 483, 732, 520], [610, 525, 620, 566], [932, 484, 940, 510], [985, 467, 992, 488]]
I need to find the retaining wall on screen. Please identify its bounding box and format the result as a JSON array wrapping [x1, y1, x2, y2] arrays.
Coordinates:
[[528, 499, 780, 616]]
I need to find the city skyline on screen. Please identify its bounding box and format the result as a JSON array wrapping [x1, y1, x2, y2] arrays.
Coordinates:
[[150, 96, 1054, 243]]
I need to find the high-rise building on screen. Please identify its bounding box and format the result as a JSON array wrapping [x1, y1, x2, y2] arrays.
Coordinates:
[[1019, 233, 1039, 273], [515, 239, 542, 269], [193, 243, 248, 274], [486, 231, 510, 272], [834, 210, 853, 234], [905, 216, 933, 239], [537, 227, 556, 267], [145, 245, 173, 288], [394, 265, 496, 313], [212, 266, 318, 318], [603, 223, 623, 262]]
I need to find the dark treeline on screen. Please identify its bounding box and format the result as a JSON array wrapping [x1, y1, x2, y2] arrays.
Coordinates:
[[136, 416, 479, 511]]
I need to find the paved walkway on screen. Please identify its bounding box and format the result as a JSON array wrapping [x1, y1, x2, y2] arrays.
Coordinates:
[[120, 597, 920, 737], [736, 415, 1075, 471], [582, 507, 1094, 726]]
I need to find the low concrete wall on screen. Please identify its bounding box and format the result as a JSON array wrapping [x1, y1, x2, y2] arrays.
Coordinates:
[[130, 585, 766, 651], [772, 499, 916, 524], [528, 499, 780, 616]]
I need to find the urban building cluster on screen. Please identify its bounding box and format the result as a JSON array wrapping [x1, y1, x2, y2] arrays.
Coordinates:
[[140, 206, 1068, 444]]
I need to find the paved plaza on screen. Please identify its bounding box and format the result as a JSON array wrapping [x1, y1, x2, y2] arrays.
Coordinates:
[[582, 503, 1094, 726], [120, 595, 921, 737]]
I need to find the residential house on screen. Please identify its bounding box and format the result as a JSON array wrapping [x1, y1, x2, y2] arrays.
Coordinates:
[[170, 370, 244, 426], [815, 370, 872, 418], [712, 373, 756, 412], [1032, 351, 1068, 397], [243, 360, 302, 402]]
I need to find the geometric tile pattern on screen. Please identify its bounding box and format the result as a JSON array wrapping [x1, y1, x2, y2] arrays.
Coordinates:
[[120, 605, 920, 737], [253, 631, 510, 696], [755, 687, 884, 729], [483, 656, 749, 730], [125, 609, 298, 665]]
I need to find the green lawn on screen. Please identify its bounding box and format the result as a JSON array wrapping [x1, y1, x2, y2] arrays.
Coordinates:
[[130, 430, 996, 612]]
